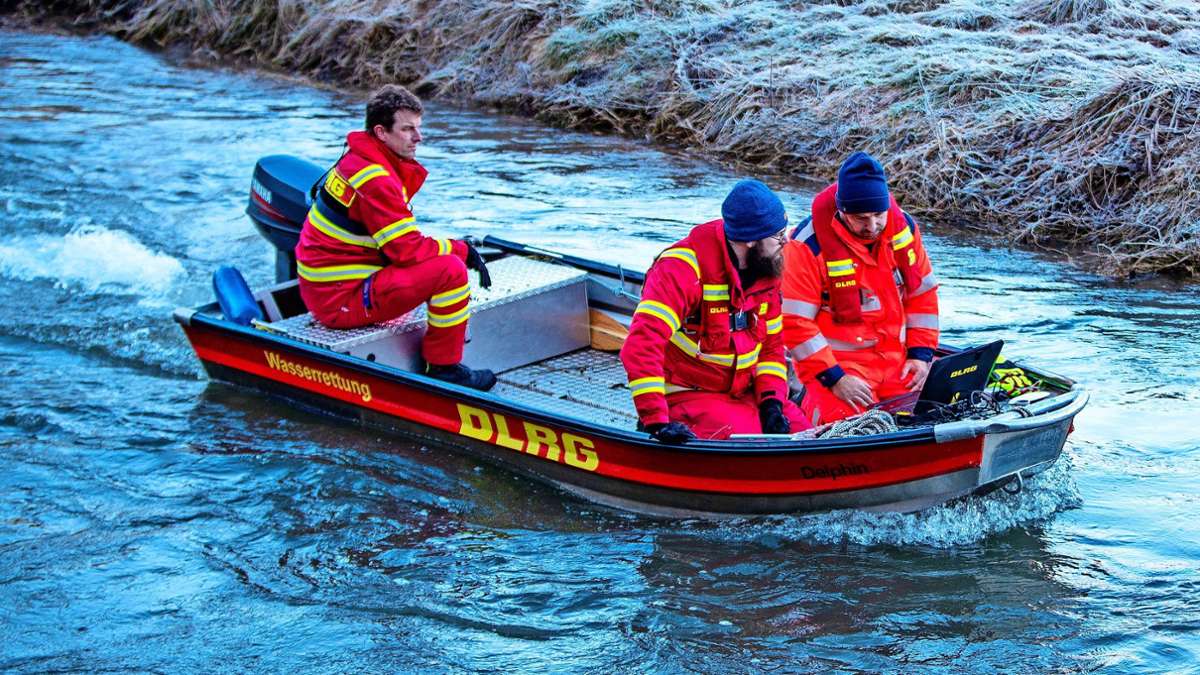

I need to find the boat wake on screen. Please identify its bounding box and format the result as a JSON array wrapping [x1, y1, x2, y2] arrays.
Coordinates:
[[0, 224, 199, 377], [0, 224, 185, 296], [707, 455, 1082, 549]]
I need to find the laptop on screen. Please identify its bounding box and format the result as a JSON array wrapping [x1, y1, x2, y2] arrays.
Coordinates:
[[876, 340, 1004, 416]]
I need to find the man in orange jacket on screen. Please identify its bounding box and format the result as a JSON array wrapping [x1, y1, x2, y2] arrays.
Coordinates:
[[781, 152, 940, 424], [620, 180, 810, 443], [295, 85, 496, 391]]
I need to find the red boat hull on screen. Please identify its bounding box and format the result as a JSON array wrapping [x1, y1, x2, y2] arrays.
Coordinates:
[[180, 313, 1002, 515]]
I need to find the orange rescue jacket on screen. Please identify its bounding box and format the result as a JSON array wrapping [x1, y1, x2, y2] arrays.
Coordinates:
[[780, 184, 940, 388]]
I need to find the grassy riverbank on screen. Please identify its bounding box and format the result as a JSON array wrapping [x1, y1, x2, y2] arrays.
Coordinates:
[[8, 0, 1200, 277]]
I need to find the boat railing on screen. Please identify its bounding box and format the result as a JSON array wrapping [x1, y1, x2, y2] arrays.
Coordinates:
[[933, 387, 1089, 442]]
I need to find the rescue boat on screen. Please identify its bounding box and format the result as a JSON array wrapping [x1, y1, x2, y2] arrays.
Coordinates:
[[172, 155, 1089, 516]]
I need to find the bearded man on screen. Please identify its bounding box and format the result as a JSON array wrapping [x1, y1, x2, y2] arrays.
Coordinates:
[[620, 179, 811, 443]]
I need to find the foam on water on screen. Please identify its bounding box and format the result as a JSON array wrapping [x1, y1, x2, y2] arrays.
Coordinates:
[[707, 456, 1082, 549], [0, 224, 185, 295]]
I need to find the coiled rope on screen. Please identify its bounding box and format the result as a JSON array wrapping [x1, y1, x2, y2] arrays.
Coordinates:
[[819, 409, 899, 438]]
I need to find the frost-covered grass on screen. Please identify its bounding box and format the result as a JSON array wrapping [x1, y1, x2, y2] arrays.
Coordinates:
[[11, 0, 1200, 277]]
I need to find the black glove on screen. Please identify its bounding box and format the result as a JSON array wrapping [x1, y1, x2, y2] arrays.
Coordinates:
[[645, 421, 696, 445], [758, 398, 790, 434], [464, 241, 492, 289]]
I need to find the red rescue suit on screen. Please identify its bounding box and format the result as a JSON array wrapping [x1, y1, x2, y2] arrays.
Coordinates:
[[781, 184, 940, 424], [620, 220, 809, 440], [295, 131, 471, 366]]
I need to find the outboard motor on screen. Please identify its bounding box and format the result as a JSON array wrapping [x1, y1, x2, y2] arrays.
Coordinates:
[[246, 154, 325, 282]]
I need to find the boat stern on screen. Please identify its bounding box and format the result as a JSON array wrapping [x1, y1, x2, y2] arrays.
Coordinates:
[[935, 388, 1089, 489]]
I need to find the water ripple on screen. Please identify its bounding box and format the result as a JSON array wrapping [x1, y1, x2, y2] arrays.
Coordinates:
[[0, 28, 1197, 674]]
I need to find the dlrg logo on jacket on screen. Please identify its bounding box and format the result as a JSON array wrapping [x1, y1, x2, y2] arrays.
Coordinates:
[[324, 171, 355, 207]]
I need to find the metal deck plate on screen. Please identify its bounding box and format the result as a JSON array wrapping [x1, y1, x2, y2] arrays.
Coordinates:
[[269, 256, 588, 351], [494, 349, 637, 430], [260, 257, 633, 428]]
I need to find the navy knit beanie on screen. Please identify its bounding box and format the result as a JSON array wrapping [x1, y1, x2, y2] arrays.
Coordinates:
[[835, 151, 891, 214], [721, 179, 787, 242]]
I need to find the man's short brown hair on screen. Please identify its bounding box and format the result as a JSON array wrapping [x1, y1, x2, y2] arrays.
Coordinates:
[[365, 85, 423, 131]]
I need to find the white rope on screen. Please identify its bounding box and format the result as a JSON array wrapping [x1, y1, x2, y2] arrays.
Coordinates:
[[819, 409, 898, 438]]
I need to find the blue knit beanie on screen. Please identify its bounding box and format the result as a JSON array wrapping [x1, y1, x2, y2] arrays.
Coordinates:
[[835, 151, 890, 214], [721, 179, 787, 242]]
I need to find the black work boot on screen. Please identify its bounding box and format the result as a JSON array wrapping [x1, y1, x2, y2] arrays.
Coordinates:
[[424, 362, 497, 392]]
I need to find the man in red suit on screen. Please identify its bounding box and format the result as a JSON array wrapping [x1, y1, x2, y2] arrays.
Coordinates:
[[295, 85, 495, 391], [620, 180, 810, 443]]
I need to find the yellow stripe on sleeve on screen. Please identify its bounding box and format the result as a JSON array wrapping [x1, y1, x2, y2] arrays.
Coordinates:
[[736, 344, 762, 369], [634, 300, 681, 332], [659, 247, 701, 278], [628, 376, 666, 398], [374, 217, 418, 246], [765, 315, 783, 335], [755, 361, 787, 380], [348, 164, 388, 188]]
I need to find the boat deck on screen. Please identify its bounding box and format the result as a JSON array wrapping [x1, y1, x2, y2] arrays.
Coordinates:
[[247, 256, 636, 428], [494, 348, 638, 430]]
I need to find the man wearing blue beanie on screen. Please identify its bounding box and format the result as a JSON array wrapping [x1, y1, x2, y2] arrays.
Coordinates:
[[780, 152, 941, 424], [620, 179, 811, 443]]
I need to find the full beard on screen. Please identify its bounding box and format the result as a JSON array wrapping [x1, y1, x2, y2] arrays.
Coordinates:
[[739, 245, 784, 288]]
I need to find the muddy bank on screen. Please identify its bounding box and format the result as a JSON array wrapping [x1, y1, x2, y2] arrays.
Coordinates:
[[7, 0, 1200, 278]]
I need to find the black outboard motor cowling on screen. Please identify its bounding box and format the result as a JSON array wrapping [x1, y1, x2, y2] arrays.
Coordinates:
[[247, 154, 325, 282]]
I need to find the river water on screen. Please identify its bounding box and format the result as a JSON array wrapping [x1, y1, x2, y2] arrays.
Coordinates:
[[1, 30, 1197, 673]]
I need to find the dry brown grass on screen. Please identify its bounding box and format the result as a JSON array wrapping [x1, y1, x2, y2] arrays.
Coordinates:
[[8, 0, 1200, 277]]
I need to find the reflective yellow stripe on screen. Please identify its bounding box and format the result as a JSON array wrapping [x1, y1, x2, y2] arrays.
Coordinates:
[[892, 226, 914, 250], [348, 164, 388, 188], [430, 283, 470, 308], [427, 306, 470, 328], [635, 300, 681, 332], [668, 331, 701, 358], [629, 376, 665, 387], [702, 284, 730, 301], [374, 217, 418, 246], [826, 258, 855, 278], [306, 207, 378, 249], [296, 261, 382, 282], [736, 344, 762, 370], [659, 248, 700, 278], [766, 315, 783, 335], [628, 376, 666, 398], [701, 353, 735, 366], [668, 331, 737, 366], [755, 360, 787, 380], [437, 238, 453, 256]]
